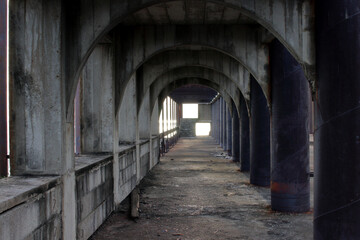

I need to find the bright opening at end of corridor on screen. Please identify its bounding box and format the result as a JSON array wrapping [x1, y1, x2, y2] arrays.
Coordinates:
[[196, 123, 211, 136]]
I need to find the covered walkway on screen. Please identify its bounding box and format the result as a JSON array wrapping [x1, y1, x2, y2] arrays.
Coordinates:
[[91, 137, 312, 240]]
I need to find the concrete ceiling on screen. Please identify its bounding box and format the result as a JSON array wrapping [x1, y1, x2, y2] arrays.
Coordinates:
[[122, 1, 257, 25], [169, 84, 218, 103]]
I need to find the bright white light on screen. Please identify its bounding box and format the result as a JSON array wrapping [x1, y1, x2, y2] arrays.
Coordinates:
[[183, 104, 198, 118], [196, 123, 211, 136]]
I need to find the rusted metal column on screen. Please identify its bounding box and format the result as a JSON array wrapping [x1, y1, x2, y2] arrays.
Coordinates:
[[0, 0, 7, 177], [226, 104, 232, 155], [232, 102, 240, 162], [240, 95, 250, 172], [315, 1, 360, 239], [219, 98, 224, 147], [222, 99, 227, 149], [250, 77, 270, 187], [270, 39, 310, 213]]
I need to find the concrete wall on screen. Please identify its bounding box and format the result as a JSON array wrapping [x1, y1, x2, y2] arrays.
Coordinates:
[[118, 74, 137, 143], [117, 147, 137, 202], [140, 141, 150, 179], [199, 104, 212, 121], [81, 45, 114, 153], [0, 136, 160, 240], [180, 119, 197, 137], [180, 104, 212, 137], [75, 156, 114, 240], [0, 178, 62, 240]]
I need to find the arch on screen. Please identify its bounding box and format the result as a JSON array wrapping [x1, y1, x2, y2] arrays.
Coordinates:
[[137, 49, 251, 104], [66, 0, 314, 117], [69, 25, 267, 117], [155, 78, 235, 120], [140, 66, 244, 118]]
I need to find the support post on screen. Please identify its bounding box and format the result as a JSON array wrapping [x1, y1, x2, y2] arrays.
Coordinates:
[[240, 96, 250, 171], [0, 0, 7, 177], [270, 39, 310, 212], [232, 102, 240, 162], [226, 105, 232, 155], [250, 77, 270, 186], [315, 1, 360, 238], [220, 98, 224, 147]]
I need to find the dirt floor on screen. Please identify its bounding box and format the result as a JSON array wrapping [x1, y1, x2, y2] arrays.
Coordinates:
[[90, 137, 313, 240]]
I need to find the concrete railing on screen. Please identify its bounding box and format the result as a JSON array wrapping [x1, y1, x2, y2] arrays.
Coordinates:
[[0, 136, 165, 240]]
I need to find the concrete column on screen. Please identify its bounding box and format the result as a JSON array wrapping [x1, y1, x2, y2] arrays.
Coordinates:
[[74, 81, 81, 155], [226, 105, 232, 155], [118, 74, 137, 144], [222, 99, 227, 149], [0, 0, 6, 177], [10, 0, 67, 175], [270, 39, 310, 212], [219, 98, 224, 147], [232, 103, 240, 162], [138, 90, 151, 140], [315, 1, 360, 239], [240, 96, 250, 171], [216, 100, 221, 144], [211, 103, 215, 138], [250, 77, 270, 187], [81, 44, 114, 153]]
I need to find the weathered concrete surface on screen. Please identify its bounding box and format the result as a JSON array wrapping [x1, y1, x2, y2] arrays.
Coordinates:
[[90, 137, 313, 240], [81, 44, 114, 153], [66, 0, 314, 112], [0, 177, 62, 240], [75, 155, 114, 240]]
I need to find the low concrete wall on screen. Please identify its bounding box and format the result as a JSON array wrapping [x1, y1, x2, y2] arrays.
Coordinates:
[[152, 137, 160, 167], [118, 146, 137, 203], [75, 155, 114, 240], [0, 177, 62, 240], [0, 136, 162, 240], [140, 141, 150, 179]]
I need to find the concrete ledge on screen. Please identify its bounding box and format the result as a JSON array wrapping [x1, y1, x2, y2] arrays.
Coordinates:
[[118, 145, 136, 154], [75, 154, 113, 176], [0, 176, 61, 214]]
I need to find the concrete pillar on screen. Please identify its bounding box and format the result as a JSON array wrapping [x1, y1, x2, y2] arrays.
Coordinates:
[[270, 39, 310, 212], [10, 2, 76, 238], [217, 100, 221, 144], [81, 44, 114, 153], [150, 99, 159, 167], [232, 103, 240, 162], [0, 0, 7, 177], [10, 0, 67, 175], [151, 99, 159, 137], [215, 100, 220, 143], [138, 90, 151, 140], [250, 77, 270, 187], [222, 99, 227, 149], [240, 96, 250, 171], [74, 81, 81, 155], [226, 105, 232, 155], [119, 74, 137, 144], [219, 98, 224, 147], [315, 1, 360, 238], [211, 103, 215, 138]]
